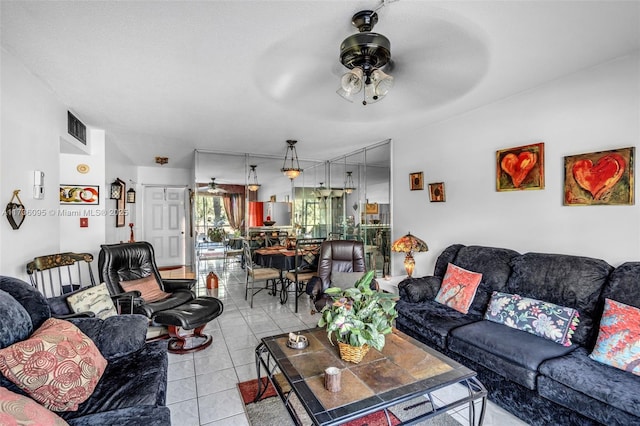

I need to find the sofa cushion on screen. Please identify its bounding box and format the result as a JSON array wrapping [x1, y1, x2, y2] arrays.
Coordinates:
[[601, 262, 640, 307], [0, 289, 32, 349], [539, 347, 640, 421], [59, 340, 168, 421], [120, 276, 170, 303], [0, 318, 108, 412], [396, 299, 482, 349], [68, 315, 148, 361], [506, 252, 613, 346], [0, 386, 69, 426], [449, 246, 520, 316], [435, 264, 482, 314], [589, 298, 640, 375], [66, 284, 118, 320], [398, 276, 441, 303], [0, 276, 51, 330], [449, 320, 575, 389], [485, 292, 580, 346]]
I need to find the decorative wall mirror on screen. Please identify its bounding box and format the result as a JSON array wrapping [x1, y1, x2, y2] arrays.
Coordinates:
[[5, 190, 26, 230]]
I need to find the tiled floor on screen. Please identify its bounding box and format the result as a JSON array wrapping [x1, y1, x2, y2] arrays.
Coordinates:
[[166, 260, 528, 425]]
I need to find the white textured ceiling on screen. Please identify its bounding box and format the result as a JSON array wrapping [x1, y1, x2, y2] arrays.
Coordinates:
[[2, 1, 639, 168]]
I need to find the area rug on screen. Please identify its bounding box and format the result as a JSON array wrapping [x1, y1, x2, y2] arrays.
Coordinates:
[[238, 378, 462, 426]]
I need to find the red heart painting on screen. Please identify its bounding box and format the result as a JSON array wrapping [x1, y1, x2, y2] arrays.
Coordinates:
[[572, 153, 625, 200], [501, 152, 537, 188]]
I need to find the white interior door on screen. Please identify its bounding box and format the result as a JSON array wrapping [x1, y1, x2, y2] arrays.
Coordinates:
[[143, 186, 186, 267]]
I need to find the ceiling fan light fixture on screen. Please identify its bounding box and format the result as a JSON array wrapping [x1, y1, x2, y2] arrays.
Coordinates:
[[207, 178, 227, 194], [337, 10, 393, 106]]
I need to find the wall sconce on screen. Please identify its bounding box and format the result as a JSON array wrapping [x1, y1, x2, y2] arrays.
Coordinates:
[[126, 188, 136, 203], [281, 140, 303, 180], [110, 179, 124, 200]]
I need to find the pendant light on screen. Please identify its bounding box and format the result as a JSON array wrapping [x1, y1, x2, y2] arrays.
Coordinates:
[[344, 171, 356, 194], [281, 140, 303, 180], [247, 165, 261, 192]]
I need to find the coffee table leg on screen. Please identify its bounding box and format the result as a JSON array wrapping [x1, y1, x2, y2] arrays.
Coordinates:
[[465, 377, 487, 426], [254, 343, 269, 402]]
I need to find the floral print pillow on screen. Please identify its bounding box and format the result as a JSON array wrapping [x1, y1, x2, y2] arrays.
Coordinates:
[[484, 291, 580, 346], [589, 298, 640, 376]]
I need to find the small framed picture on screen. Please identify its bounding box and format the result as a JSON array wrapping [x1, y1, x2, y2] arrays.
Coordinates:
[[428, 182, 446, 202], [60, 185, 100, 205], [409, 172, 424, 190], [365, 203, 379, 214]]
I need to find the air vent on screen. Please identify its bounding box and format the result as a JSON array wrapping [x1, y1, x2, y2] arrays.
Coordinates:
[[67, 111, 86, 144]]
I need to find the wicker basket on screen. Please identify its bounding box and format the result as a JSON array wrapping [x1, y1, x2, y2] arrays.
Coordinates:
[[338, 342, 370, 364]]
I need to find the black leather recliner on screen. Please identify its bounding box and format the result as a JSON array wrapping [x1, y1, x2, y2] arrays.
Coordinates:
[[309, 240, 367, 312], [99, 241, 223, 353]]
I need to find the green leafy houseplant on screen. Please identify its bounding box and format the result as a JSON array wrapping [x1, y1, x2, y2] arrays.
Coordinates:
[[317, 270, 398, 352], [207, 227, 224, 242]]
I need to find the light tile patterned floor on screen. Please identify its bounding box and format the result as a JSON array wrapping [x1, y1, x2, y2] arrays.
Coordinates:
[[166, 260, 528, 425]]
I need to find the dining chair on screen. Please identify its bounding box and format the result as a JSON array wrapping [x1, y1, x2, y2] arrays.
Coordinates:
[[243, 240, 281, 308], [223, 237, 244, 273], [283, 237, 326, 312]]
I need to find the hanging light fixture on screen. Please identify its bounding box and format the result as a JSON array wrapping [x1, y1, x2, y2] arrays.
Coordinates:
[[281, 140, 303, 180], [316, 182, 332, 199], [338, 10, 394, 105], [344, 171, 356, 194], [207, 178, 227, 194], [247, 165, 261, 192]]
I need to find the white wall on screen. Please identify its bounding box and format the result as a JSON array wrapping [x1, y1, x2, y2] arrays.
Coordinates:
[[392, 52, 640, 277], [1, 49, 64, 279], [104, 139, 137, 244], [59, 129, 106, 273]]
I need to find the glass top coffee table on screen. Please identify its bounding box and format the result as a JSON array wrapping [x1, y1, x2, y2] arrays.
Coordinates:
[[255, 327, 486, 426]]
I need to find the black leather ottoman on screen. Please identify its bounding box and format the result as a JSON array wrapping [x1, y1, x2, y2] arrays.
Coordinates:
[[152, 296, 224, 354]]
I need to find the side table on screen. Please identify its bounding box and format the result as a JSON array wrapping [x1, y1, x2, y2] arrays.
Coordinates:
[[376, 275, 408, 295]]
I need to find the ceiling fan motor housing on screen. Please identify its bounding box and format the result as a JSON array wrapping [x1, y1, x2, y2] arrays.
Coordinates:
[[339, 10, 391, 71]]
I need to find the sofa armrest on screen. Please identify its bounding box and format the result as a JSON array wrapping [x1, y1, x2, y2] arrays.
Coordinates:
[[398, 276, 442, 303], [161, 278, 196, 292], [69, 314, 149, 360]]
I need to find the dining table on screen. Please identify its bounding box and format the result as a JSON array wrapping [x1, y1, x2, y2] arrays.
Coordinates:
[[252, 246, 312, 305]]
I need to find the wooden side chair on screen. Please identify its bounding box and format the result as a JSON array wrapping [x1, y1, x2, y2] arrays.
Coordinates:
[[26, 252, 96, 298]]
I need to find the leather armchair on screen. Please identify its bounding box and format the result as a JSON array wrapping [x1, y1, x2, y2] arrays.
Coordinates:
[[98, 242, 195, 318], [310, 240, 367, 311], [98, 242, 224, 354]]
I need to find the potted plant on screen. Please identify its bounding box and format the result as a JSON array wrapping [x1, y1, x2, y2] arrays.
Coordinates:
[[317, 270, 398, 363], [207, 226, 225, 243]]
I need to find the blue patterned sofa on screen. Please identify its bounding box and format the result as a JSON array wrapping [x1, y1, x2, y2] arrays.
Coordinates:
[[0, 276, 170, 425], [396, 244, 640, 426]]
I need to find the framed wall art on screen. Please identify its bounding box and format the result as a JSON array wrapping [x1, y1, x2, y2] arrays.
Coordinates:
[[409, 172, 424, 190], [496, 142, 545, 191], [564, 147, 634, 206], [60, 185, 100, 205], [365, 203, 379, 214], [428, 182, 446, 202]]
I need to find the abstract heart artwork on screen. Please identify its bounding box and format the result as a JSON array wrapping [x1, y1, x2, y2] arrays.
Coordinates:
[[496, 142, 545, 191], [564, 147, 634, 206]]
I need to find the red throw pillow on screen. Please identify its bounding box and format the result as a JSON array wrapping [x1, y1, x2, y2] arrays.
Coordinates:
[[0, 387, 69, 425], [120, 275, 170, 303], [434, 263, 483, 314], [0, 318, 108, 412]]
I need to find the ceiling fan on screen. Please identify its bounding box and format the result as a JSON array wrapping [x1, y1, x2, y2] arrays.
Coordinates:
[[207, 178, 227, 194]]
